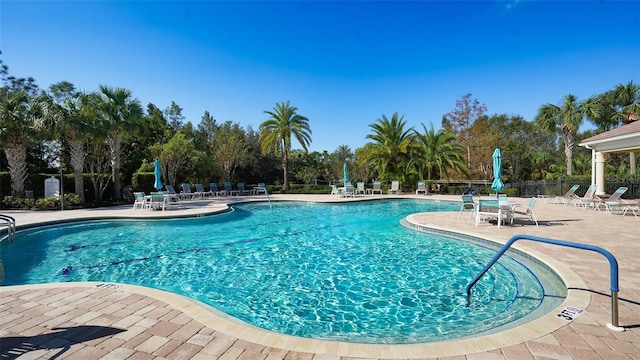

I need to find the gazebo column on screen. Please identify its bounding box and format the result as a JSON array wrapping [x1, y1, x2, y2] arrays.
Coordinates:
[[595, 151, 606, 195]]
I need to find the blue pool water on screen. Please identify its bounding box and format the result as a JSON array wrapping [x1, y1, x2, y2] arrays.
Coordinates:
[[0, 200, 565, 343]]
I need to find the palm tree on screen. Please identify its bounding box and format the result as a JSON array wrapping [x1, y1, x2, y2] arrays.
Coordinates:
[[365, 112, 415, 181], [33, 82, 91, 203], [606, 82, 640, 173], [535, 94, 598, 176], [412, 123, 468, 181], [98, 85, 143, 200], [259, 101, 311, 191], [0, 58, 39, 197]]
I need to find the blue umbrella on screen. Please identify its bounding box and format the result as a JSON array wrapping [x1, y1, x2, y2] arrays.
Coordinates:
[[491, 148, 504, 193], [343, 163, 349, 185], [153, 159, 163, 190]]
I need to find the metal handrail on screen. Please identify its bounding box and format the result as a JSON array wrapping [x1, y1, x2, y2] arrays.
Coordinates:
[[0, 214, 16, 243], [465, 234, 624, 332]]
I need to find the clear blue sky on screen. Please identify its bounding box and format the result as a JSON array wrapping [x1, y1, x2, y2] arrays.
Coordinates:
[[2, 1, 639, 152]]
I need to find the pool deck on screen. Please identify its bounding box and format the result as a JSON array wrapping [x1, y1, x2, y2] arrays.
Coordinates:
[[1, 194, 639, 359]]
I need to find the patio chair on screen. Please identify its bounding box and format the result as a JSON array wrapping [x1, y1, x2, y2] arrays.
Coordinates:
[[222, 182, 238, 196], [193, 184, 207, 199], [132, 192, 150, 210], [343, 182, 356, 197], [180, 183, 194, 200], [599, 187, 629, 214], [388, 180, 400, 195], [458, 195, 475, 219], [416, 181, 428, 195], [370, 181, 382, 195], [330, 184, 341, 197], [237, 183, 253, 196], [574, 184, 598, 209], [476, 199, 505, 228], [553, 184, 580, 206], [511, 198, 538, 226], [356, 182, 366, 195], [253, 182, 268, 196], [209, 183, 222, 197]]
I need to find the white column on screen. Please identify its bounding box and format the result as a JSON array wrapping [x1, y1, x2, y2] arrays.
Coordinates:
[[591, 149, 596, 186], [595, 151, 606, 195]]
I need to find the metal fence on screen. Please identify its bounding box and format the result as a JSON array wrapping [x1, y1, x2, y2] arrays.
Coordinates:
[[512, 179, 640, 200]]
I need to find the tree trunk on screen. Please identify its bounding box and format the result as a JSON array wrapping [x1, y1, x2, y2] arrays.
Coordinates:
[[4, 139, 28, 197], [109, 136, 122, 200], [282, 146, 289, 191], [69, 138, 85, 204], [630, 152, 637, 175], [563, 128, 575, 176]]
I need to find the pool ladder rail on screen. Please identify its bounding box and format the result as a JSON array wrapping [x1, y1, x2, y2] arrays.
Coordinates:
[[466, 234, 624, 332], [0, 213, 16, 243]]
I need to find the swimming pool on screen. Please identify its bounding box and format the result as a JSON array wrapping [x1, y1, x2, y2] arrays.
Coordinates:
[[0, 199, 566, 344]]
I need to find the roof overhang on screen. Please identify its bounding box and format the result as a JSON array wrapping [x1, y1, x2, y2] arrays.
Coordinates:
[[579, 133, 640, 152], [579, 123, 640, 153]]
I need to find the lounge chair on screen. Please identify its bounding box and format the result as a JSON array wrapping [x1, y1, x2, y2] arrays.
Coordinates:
[[209, 183, 221, 197], [370, 181, 382, 195], [194, 184, 207, 199], [330, 185, 341, 197], [458, 195, 475, 219], [476, 199, 505, 228], [237, 183, 252, 196], [388, 180, 400, 195], [511, 198, 538, 226], [622, 201, 639, 220], [416, 181, 428, 195], [253, 182, 268, 196], [132, 192, 149, 210], [599, 187, 629, 214], [574, 184, 598, 209], [180, 183, 194, 200], [553, 184, 580, 206], [356, 182, 366, 195], [223, 182, 238, 196]]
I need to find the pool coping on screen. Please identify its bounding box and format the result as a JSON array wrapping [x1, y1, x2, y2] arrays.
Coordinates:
[[0, 197, 592, 358]]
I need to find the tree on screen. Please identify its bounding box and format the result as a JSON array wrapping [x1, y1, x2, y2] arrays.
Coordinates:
[[259, 101, 311, 190], [365, 112, 415, 182], [98, 85, 143, 200], [0, 55, 39, 197], [164, 101, 185, 130], [441, 93, 487, 171], [33, 82, 90, 203], [593, 82, 640, 174], [412, 124, 468, 181], [214, 121, 248, 182], [535, 94, 597, 176], [149, 131, 198, 187]]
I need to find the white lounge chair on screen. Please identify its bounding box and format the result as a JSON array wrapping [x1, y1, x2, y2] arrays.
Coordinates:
[[369, 181, 382, 195], [599, 187, 629, 214], [574, 184, 598, 209], [356, 182, 366, 195], [388, 180, 400, 195], [416, 181, 428, 195], [553, 184, 580, 206]]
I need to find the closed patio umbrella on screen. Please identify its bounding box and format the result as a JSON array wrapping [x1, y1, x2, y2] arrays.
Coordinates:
[[491, 148, 504, 194], [343, 163, 349, 184], [154, 159, 163, 190]]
